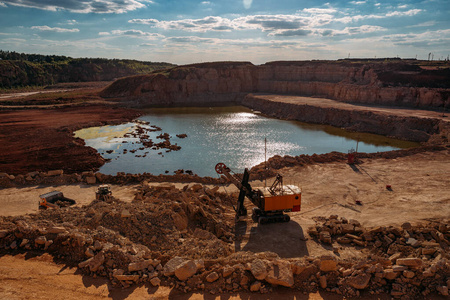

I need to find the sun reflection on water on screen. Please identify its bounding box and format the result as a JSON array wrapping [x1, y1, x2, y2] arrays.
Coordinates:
[[74, 106, 416, 177]]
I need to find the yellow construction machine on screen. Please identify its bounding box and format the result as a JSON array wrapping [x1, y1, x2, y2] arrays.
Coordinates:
[[95, 185, 113, 201], [215, 163, 301, 224]]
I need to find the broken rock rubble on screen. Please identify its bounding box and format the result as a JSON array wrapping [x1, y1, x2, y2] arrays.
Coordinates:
[[0, 183, 449, 299]]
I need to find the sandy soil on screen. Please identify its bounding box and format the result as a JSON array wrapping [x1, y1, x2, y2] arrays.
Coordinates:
[[0, 150, 447, 299], [227, 150, 450, 260], [0, 184, 140, 217], [1, 149, 448, 274]]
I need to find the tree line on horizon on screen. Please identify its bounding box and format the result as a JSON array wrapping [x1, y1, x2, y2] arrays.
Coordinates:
[[0, 50, 175, 89]]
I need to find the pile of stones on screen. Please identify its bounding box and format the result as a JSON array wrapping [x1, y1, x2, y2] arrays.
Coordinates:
[[0, 188, 448, 299]]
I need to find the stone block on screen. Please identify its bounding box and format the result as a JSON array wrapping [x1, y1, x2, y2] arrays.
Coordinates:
[[128, 260, 152, 272], [250, 281, 261, 292], [319, 275, 327, 289], [265, 260, 294, 287], [223, 266, 234, 277], [319, 256, 337, 272], [47, 226, 66, 234], [47, 170, 64, 176], [346, 273, 371, 289], [384, 269, 399, 280], [35, 236, 47, 245], [150, 277, 161, 286], [174, 260, 197, 281], [396, 258, 422, 268], [206, 272, 219, 282], [250, 259, 267, 280]]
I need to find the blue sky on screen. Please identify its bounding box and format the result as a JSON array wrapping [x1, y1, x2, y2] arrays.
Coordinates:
[[0, 0, 448, 64]]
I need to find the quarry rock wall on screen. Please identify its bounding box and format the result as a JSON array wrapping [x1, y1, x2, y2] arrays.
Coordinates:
[[242, 95, 442, 142], [101, 61, 448, 108]]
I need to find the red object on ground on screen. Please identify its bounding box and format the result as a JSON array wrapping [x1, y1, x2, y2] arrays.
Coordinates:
[[348, 153, 355, 164]]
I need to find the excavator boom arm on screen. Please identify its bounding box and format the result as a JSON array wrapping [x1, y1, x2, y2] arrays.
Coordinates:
[[215, 163, 263, 216]]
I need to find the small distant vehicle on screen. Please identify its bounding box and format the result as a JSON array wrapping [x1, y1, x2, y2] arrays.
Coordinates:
[[215, 163, 301, 224], [39, 191, 76, 209], [95, 184, 112, 201]]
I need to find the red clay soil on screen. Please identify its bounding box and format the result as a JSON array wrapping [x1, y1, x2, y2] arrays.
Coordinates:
[[0, 106, 140, 175]]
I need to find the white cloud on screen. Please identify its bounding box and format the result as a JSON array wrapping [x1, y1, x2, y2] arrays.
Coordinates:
[[386, 9, 422, 17], [343, 25, 386, 34], [383, 29, 450, 47], [130, 16, 236, 32], [302, 7, 337, 14], [1, 0, 151, 14], [0, 2, 7, 7], [129, 19, 161, 25], [334, 9, 423, 24], [317, 25, 386, 36], [350, 1, 367, 4], [127, 7, 424, 38], [31, 26, 79, 33], [106, 29, 164, 39]]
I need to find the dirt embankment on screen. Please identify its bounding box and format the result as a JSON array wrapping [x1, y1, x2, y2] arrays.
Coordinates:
[[243, 94, 450, 143], [0, 106, 141, 175], [101, 60, 449, 108]]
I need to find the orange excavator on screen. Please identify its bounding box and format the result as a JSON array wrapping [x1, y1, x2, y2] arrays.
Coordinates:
[[215, 163, 301, 224]]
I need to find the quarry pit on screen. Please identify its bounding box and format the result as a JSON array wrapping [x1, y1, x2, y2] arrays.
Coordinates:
[[0, 60, 449, 299]]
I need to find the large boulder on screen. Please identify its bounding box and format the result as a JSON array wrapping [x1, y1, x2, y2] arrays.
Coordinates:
[[265, 260, 294, 287], [128, 260, 152, 272], [206, 272, 219, 283], [319, 256, 337, 272], [79, 251, 105, 272], [346, 273, 371, 289], [250, 259, 268, 280], [174, 260, 197, 281], [163, 256, 186, 276], [396, 258, 422, 268]]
